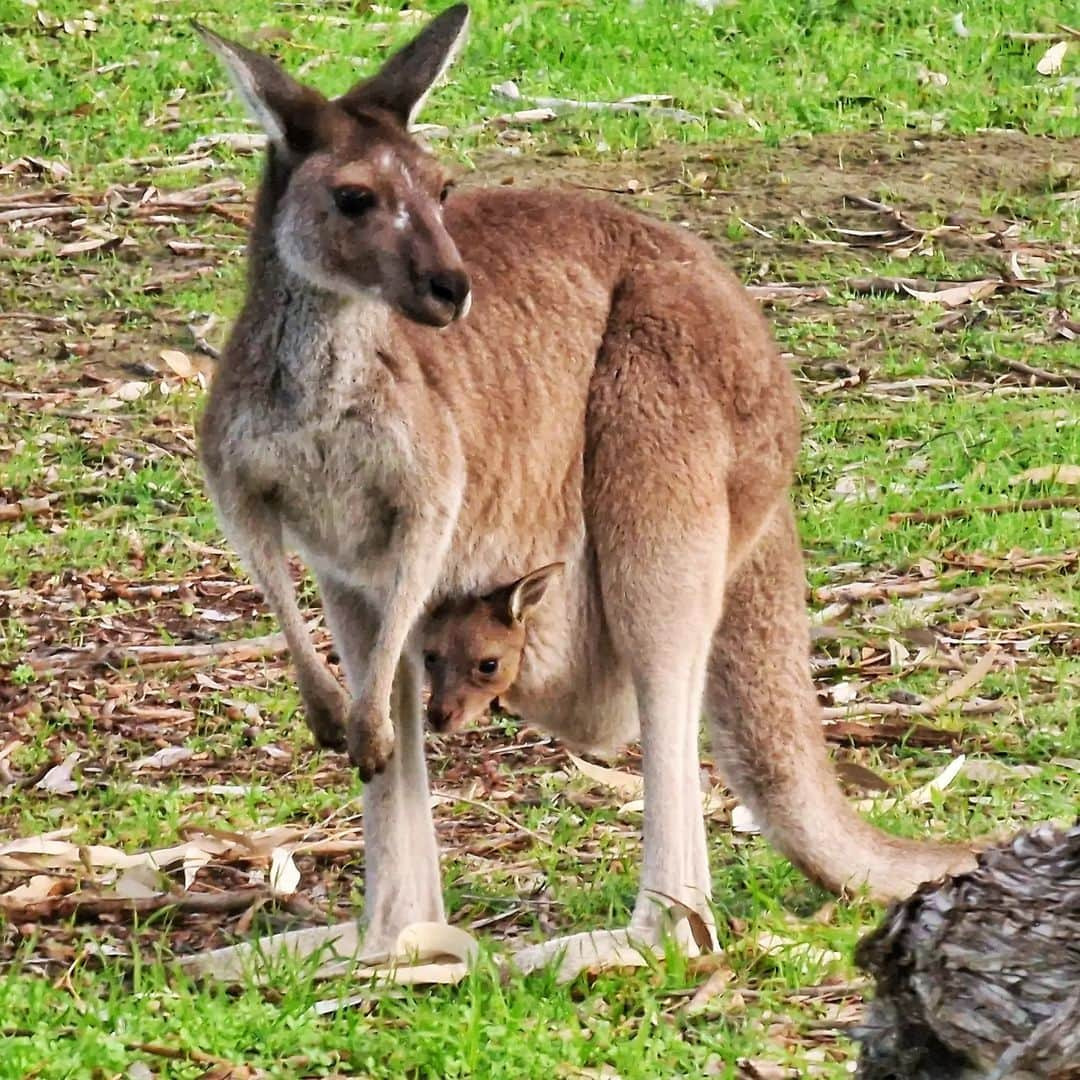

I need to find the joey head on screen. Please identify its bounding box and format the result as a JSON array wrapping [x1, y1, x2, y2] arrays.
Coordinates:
[[423, 563, 561, 733]]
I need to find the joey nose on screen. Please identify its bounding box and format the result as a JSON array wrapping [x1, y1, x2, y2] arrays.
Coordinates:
[[424, 269, 471, 318], [427, 705, 452, 733]]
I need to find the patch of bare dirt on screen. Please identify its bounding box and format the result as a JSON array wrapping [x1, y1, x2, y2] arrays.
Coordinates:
[[473, 130, 1078, 268]]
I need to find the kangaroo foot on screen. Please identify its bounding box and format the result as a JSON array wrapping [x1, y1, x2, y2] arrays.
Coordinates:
[[512, 921, 708, 984], [346, 700, 395, 781], [298, 668, 349, 751]]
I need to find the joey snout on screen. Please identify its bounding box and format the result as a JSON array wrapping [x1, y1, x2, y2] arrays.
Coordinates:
[[426, 701, 465, 734], [346, 699, 396, 781]]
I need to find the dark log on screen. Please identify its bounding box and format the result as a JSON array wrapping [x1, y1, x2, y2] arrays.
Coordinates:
[[854, 820, 1080, 1079]]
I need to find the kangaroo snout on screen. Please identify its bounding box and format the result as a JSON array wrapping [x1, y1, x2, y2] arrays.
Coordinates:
[[423, 269, 471, 321]]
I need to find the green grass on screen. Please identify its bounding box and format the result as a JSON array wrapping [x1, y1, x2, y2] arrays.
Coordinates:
[[2, 0, 1077, 183], [1, 1, 1079, 1077]]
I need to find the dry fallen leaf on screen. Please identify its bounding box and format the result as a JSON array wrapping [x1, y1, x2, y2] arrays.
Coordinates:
[[928, 647, 998, 708], [856, 754, 967, 814], [751, 930, 844, 967], [961, 759, 1043, 783], [567, 753, 644, 799], [113, 380, 150, 402], [114, 864, 164, 899], [131, 746, 194, 771], [917, 66, 949, 86], [685, 963, 734, 1012], [268, 847, 301, 897], [159, 349, 195, 378], [645, 892, 715, 953], [35, 753, 81, 796], [903, 279, 1000, 307], [0, 874, 71, 908], [1009, 464, 1080, 486], [1037, 40, 1068, 76]]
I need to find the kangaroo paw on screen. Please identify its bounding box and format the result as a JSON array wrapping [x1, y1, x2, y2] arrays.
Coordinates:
[[298, 668, 349, 751], [346, 701, 395, 781]]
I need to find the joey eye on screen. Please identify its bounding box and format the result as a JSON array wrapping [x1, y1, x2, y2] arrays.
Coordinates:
[[423, 652, 438, 671], [439, 183, 454, 204], [332, 186, 376, 217], [477, 658, 499, 676]]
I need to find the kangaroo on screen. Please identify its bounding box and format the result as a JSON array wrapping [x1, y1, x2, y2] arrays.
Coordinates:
[[196, 5, 976, 962]]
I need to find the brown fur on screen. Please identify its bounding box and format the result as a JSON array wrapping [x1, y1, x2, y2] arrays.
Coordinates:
[[196, 6, 976, 954]]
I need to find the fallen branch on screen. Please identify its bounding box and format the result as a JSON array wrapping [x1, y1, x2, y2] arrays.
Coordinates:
[[0, 205, 75, 224], [822, 699, 1004, 721], [888, 497, 1080, 526], [491, 81, 702, 123], [29, 632, 288, 675], [125, 1043, 240, 1069], [0, 884, 334, 924], [1006, 27, 1080, 41], [1, 1030, 248, 1070], [823, 720, 962, 749], [844, 276, 926, 296], [745, 284, 830, 304], [815, 571, 962, 604], [206, 201, 251, 228], [0, 493, 62, 522], [999, 358, 1080, 388], [0, 886, 268, 921]]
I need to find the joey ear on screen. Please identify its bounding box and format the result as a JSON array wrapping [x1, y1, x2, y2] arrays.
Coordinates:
[[194, 23, 328, 158], [336, 4, 470, 127], [504, 563, 563, 625]]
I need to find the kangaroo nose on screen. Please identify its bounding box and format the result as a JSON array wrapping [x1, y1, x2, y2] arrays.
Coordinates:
[[424, 269, 471, 317]]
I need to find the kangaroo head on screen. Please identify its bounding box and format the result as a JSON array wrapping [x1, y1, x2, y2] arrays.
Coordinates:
[[422, 563, 563, 733], [196, 5, 471, 327]]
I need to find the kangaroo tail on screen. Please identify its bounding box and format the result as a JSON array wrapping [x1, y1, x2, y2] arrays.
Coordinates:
[[706, 502, 976, 901]]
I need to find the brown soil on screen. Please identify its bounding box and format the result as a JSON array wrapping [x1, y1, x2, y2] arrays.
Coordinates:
[[472, 130, 1079, 270]]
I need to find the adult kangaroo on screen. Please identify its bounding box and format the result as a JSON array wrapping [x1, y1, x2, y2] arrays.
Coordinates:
[[197, 5, 975, 961]]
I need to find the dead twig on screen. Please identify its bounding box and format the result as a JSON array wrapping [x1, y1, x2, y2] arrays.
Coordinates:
[[822, 699, 1004, 721], [844, 276, 926, 296], [0, 886, 271, 921], [29, 632, 288, 675], [815, 572, 962, 604], [1006, 28, 1080, 41], [823, 720, 964, 749], [206, 201, 251, 227], [889, 497, 1080, 526], [999, 358, 1080, 388], [746, 284, 830, 304]]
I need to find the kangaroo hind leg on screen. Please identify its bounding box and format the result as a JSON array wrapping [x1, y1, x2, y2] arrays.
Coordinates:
[[586, 280, 735, 946]]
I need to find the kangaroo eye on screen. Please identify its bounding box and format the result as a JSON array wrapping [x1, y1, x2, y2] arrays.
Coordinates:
[[423, 652, 438, 671], [477, 658, 499, 676], [333, 186, 376, 217], [439, 182, 454, 204]]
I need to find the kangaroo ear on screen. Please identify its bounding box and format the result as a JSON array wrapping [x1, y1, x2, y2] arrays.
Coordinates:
[[194, 23, 328, 157], [337, 4, 469, 127], [502, 563, 563, 625]]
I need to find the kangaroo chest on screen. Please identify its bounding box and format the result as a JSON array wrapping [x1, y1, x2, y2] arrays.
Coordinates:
[[214, 301, 446, 583]]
